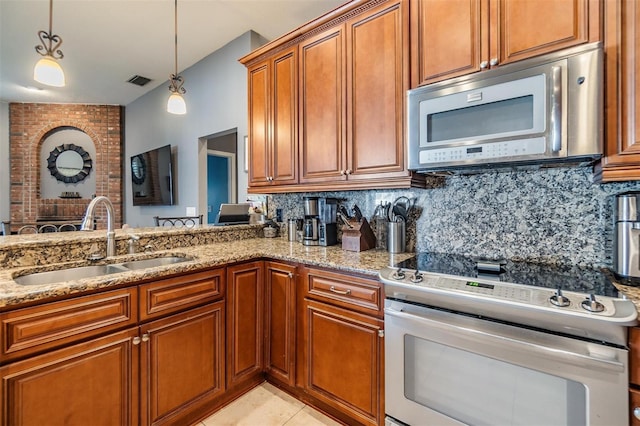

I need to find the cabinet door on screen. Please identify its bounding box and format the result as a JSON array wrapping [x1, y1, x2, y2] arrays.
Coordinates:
[[1, 328, 139, 426], [491, 0, 599, 67], [264, 261, 297, 386], [410, 0, 485, 86], [226, 261, 264, 389], [271, 47, 298, 185], [140, 302, 225, 426], [304, 299, 383, 426], [346, 0, 409, 180], [299, 25, 347, 184], [248, 61, 271, 187], [596, 0, 640, 181]]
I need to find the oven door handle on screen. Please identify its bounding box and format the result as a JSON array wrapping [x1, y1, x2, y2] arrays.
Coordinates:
[[385, 305, 625, 373]]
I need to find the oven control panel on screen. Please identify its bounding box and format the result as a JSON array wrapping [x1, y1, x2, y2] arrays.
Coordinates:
[[380, 266, 618, 317]]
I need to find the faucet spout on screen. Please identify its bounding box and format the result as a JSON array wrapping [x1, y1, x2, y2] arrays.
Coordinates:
[[81, 196, 116, 257]]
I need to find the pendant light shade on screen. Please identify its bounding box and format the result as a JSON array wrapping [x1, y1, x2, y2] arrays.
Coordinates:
[[167, 0, 186, 115], [34, 0, 65, 87], [167, 92, 187, 115], [34, 55, 65, 87]]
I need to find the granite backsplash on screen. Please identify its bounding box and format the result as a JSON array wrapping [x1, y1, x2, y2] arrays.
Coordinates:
[[268, 165, 640, 268]]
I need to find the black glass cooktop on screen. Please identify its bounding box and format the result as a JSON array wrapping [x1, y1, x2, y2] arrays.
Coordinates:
[[393, 252, 621, 298]]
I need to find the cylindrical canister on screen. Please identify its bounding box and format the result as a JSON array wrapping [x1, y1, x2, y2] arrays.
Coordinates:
[[288, 219, 299, 242], [387, 221, 405, 253]]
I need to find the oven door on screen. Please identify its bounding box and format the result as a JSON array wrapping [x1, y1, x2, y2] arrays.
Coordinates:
[[385, 300, 629, 426]]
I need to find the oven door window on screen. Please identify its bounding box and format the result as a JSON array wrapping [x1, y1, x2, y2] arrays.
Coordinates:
[[405, 335, 586, 426]]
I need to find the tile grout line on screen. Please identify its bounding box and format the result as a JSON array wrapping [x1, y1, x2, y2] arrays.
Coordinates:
[[281, 403, 308, 426]]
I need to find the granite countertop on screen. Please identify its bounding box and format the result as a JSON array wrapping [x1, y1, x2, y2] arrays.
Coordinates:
[[0, 238, 414, 309]]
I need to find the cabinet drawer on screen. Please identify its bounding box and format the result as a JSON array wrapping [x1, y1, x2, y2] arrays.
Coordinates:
[[139, 268, 224, 321], [1, 287, 137, 363], [304, 268, 382, 316]]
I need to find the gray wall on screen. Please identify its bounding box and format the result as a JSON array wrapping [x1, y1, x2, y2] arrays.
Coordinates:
[[124, 31, 266, 227], [269, 166, 640, 269]]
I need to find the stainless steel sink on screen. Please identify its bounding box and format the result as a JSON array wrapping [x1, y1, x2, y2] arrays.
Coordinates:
[[119, 256, 190, 270], [13, 256, 192, 286]]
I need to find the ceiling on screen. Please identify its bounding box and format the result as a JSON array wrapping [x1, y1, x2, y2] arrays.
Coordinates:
[[0, 0, 346, 106]]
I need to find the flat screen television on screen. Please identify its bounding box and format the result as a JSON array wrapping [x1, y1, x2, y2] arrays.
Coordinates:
[[131, 144, 174, 206]]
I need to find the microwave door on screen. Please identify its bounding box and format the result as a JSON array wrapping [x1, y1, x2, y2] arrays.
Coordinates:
[[419, 73, 547, 148]]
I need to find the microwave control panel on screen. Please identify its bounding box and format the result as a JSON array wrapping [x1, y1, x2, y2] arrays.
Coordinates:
[[419, 137, 546, 165]]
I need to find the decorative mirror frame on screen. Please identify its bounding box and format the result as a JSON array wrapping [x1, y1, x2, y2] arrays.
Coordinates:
[[47, 143, 92, 183], [131, 154, 146, 185]]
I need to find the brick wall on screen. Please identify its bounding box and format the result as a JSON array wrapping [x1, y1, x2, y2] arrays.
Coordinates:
[[9, 103, 123, 232]]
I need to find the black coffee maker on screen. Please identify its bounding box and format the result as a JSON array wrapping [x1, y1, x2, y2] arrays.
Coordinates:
[[302, 197, 337, 246]]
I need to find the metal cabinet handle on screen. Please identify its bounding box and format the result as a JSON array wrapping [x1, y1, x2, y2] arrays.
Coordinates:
[[378, 330, 385, 338], [132, 336, 141, 345], [329, 285, 351, 295], [480, 61, 488, 69], [141, 333, 150, 342], [340, 170, 345, 176], [634, 407, 640, 420], [345, 169, 352, 175], [550, 65, 562, 153], [287, 272, 294, 279], [489, 57, 499, 66]]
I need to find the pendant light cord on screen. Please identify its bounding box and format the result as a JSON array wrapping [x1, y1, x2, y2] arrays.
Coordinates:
[[48, 0, 53, 35], [174, 0, 178, 77]]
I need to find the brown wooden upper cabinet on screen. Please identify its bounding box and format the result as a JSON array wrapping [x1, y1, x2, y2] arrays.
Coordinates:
[[242, 0, 421, 193], [594, 0, 640, 182], [247, 47, 298, 188], [411, 0, 601, 87], [299, 0, 410, 187]]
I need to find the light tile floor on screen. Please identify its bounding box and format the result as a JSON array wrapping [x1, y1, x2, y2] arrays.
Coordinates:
[[197, 382, 341, 426]]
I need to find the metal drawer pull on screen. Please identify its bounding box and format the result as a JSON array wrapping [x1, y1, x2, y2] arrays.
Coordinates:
[[329, 285, 351, 295]]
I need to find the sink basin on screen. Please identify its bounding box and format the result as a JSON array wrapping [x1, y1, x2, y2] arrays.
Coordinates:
[[119, 256, 191, 270], [14, 264, 129, 286], [13, 256, 192, 286]]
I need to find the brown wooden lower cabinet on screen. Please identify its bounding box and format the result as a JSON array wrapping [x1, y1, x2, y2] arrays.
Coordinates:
[[140, 301, 226, 426], [264, 261, 297, 387], [304, 299, 384, 426], [226, 261, 264, 389], [1, 327, 140, 426]]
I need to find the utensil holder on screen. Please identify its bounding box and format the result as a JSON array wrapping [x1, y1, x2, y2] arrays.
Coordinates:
[[387, 220, 405, 253]]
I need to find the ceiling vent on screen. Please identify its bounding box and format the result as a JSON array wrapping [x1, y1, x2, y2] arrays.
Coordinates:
[[127, 75, 152, 86]]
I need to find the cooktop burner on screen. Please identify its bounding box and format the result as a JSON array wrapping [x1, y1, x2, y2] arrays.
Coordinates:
[[393, 252, 620, 298]]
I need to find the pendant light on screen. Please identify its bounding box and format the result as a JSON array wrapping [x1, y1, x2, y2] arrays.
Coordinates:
[[34, 0, 65, 87], [167, 0, 186, 114]]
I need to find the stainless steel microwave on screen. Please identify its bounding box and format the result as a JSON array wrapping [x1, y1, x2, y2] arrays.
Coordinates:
[[407, 42, 603, 172]]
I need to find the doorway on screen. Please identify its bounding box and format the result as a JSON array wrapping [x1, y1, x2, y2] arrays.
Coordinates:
[[207, 150, 236, 223], [200, 130, 238, 224]]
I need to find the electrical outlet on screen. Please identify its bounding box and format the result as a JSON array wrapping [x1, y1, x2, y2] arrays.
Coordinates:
[[276, 208, 283, 222]]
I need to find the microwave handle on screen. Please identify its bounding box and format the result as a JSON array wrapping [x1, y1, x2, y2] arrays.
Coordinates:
[[551, 66, 562, 153]]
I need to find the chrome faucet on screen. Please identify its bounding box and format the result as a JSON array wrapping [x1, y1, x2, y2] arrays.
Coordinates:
[[81, 196, 115, 257]]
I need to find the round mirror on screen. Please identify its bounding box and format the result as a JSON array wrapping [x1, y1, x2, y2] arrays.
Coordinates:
[[55, 150, 84, 177], [47, 144, 92, 183], [131, 155, 146, 184]]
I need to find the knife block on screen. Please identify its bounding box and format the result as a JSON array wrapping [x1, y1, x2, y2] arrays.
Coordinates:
[[341, 217, 376, 252]]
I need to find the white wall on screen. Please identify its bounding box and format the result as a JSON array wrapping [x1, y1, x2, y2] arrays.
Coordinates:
[[0, 102, 9, 221], [124, 31, 266, 228]]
